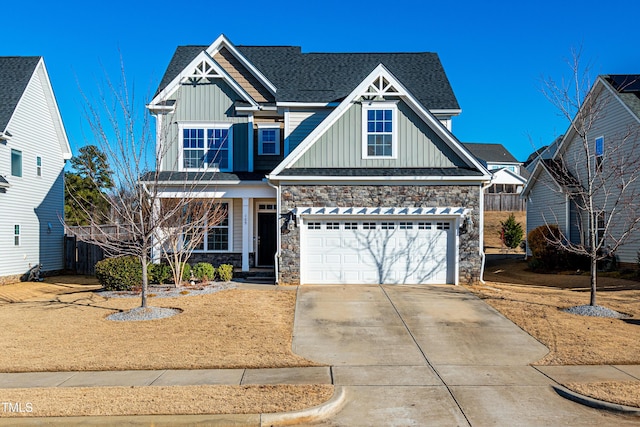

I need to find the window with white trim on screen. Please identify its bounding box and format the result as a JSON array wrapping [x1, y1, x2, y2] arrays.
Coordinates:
[[307, 222, 321, 230], [326, 222, 340, 230], [181, 124, 232, 171], [36, 156, 42, 177], [362, 102, 397, 158], [344, 222, 358, 230], [185, 202, 231, 252], [14, 224, 20, 246], [258, 124, 280, 155]]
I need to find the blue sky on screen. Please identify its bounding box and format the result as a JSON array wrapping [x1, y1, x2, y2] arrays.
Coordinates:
[[2, 0, 639, 162]]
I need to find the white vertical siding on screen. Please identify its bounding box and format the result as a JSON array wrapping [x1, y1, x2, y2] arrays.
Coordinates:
[[0, 64, 66, 277]]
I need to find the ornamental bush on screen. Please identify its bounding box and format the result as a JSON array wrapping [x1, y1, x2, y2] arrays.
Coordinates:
[[148, 263, 171, 285], [95, 256, 142, 291], [217, 264, 233, 282], [527, 225, 564, 271], [500, 213, 524, 249], [192, 262, 215, 282]]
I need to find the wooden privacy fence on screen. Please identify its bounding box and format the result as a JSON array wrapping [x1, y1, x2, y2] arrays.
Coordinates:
[[484, 193, 526, 211], [64, 224, 138, 275], [64, 236, 104, 275]]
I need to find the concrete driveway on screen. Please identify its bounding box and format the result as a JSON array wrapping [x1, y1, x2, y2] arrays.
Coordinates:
[[293, 284, 638, 426]]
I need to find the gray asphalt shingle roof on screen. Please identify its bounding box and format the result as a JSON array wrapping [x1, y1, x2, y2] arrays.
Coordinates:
[[604, 74, 640, 119], [154, 45, 459, 110], [462, 143, 520, 164], [0, 56, 40, 131]]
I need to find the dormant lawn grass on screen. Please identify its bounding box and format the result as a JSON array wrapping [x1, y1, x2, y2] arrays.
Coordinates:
[[468, 256, 640, 407], [0, 277, 330, 418]]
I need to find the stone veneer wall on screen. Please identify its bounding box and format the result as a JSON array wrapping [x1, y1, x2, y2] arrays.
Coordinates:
[[278, 184, 482, 285], [186, 252, 254, 269]]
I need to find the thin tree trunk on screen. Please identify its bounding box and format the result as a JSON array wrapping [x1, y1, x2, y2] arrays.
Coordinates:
[[590, 257, 597, 306], [141, 252, 148, 308]]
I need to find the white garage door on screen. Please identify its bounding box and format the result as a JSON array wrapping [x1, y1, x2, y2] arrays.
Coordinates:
[[301, 219, 454, 284]]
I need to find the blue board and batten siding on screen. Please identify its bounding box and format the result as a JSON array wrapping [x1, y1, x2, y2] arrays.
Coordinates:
[[161, 82, 249, 172], [0, 64, 67, 278], [291, 101, 467, 169]]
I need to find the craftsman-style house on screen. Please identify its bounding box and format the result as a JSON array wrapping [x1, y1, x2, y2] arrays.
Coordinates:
[[147, 35, 490, 285]]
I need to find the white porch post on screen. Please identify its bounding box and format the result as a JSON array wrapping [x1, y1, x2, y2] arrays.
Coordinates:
[[242, 197, 251, 271]]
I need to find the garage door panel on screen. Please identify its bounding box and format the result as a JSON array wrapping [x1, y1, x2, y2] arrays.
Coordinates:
[[302, 218, 454, 285]]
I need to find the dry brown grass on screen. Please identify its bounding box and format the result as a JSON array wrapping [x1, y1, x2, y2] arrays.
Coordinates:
[[564, 382, 640, 408], [0, 385, 334, 418], [0, 277, 333, 417], [483, 210, 526, 254], [468, 255, 640, 407], [0, 278, 318, 372]]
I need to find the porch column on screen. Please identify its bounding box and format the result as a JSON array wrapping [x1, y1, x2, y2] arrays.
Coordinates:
[[242, 197, 251, 271]]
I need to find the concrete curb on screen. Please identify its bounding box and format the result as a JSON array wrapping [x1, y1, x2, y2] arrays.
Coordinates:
[[552, 385, 640, 415], [260, 385, 346, 426]]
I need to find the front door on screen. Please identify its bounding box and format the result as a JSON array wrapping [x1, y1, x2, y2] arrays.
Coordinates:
[[257, 212, 277, 267]]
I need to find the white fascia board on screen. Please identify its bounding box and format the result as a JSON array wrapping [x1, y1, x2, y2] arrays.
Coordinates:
[[6, 58, 72, 160], [148, 50, 258, 108], [521, 161, 562, 198], [205, 34, 277, 95], [493, 168, 528, 184], [430, 108, 462, 116], [276, 102, 340, 108], [38, 59, 72, 160]]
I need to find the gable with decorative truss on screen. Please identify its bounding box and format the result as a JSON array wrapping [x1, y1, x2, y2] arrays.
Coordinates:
[[270, 64, 487, 177]]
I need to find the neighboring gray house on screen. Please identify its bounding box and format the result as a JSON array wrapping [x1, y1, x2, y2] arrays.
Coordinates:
[[0, 57, 72, 283], [523, 74, 640, 264], [147, 35, 490, 285]]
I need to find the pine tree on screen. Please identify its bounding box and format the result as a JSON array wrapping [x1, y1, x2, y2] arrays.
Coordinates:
[[500, 213, 524, 249]]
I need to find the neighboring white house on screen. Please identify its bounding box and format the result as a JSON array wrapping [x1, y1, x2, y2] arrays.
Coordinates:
[[463, 143, 527, 193], [0, 57, 72, 283], [523, 74, 640, 264]]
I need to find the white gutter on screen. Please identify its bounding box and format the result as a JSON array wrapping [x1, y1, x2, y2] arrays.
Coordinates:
[[267, 175, 491, 183], [0, 131, 11, 141], [266, 179, 281, 284], [478, 179, 494, 284]]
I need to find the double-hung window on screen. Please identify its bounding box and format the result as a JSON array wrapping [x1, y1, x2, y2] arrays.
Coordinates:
[[14, 225, 20, 246], [258, 124, 280, 155], [362, 102, 397, 159], [181, 124, 232, 171], [595, 136, 604, 172], [36, 156, 42, 177]]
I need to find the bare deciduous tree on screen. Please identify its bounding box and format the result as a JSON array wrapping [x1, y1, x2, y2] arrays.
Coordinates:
[[539, 49, 640, 306], [155, 198, 226, 286], [66, 58, 224, 308]]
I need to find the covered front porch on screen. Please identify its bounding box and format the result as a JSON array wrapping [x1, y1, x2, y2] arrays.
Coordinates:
[[151, 173, 277, 273]]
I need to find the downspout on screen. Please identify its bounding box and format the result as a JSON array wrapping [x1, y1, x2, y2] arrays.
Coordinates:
[[267, 179, 280, 284], [479, 179, 493, 284]]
